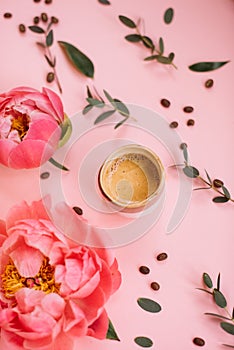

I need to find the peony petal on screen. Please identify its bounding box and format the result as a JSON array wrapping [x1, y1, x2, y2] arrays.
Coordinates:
[[64, 258, 82, 291], [42, 88, 64, 123], [5, 86, 39, 94], [25, 119, 61, 146], [10, 244, 43, 277], [0, 139, 16, 167], [24, 335, 53, 350], [15, 289, 44, 313], [41, 293, 65, 320], [63, 300, 87, 335], [71, 270, 100, 299], [0, 330, 24, 350], [87, 309, 109, 340], [110, 258, 122, 294], [8, 139, 55, 169]]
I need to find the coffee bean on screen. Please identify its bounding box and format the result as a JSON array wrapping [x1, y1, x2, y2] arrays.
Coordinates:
[[19, 24, 26, 33], [139, 266, 150, 275], [156, 253, 168, 261], [183, 106, 194, 113], [187, 119, 195, 126], [193, 337, 205, 346], [170, 121, 178, 128], [51, 16, 59, 24], [33, 16, 40, 24], [73, 206, 83, 215], [160, 98, 171, 108], [150, 282, 160, 290], [180, 142, 187, 150], [40, 171, 50, 179], [205, 79, 214, 88], [4, 12, 12, 18], [46, 72, 54, 83], [41, 12, 48, 22], [45, 0, 52, 3], [34, 0, 41, 2], [213, 179, 223, 188]]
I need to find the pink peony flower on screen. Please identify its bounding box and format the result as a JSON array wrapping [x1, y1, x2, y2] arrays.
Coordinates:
[[0, 87, 65, 169], [0, 200, 121, 349]]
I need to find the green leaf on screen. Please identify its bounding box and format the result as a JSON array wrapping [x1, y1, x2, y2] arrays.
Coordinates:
[[222, 186, 231, 199], [204, 313, 232, 321], [213, 196, 229, 203], [49, 157, 69, 171], [99, 0, 111, 4], [168, 52, 175, 62], [188, 61, 229, 72], [103, 90, 116, 108], [114, 118, 128, 129], [125, 34, 142, 42], [220, 322, 234, 335], [119, 15, 136, 28], [87, 86, 93, 98], [183, 166, 199, 178], [94, 110, 116, 124], [205, 169, 212, 185], [82, 104, 93, 115], [164, 8, 174, 24], [134, 337, 153, 348], [86, 98, 105, 107], [183, 146, 188, 162], [44, 55, 55, 68], [106, 319, 120, 341], [203, 273, 213, 288], [58, 115, 72, 147], [58, 41, 94, 78], [144, 55, 158, 61], [114, 99, 129, 116], [217, 273, 221, 291], [213, 289, 227, 308], [142, 36, 155, 49], [137, 298, 161, 313], [232, 307, 234, 319], [46, 29, 53, 47], [156, 55, 171, 64], [159, 37, 164, 54], [28, 25, 45, 34]]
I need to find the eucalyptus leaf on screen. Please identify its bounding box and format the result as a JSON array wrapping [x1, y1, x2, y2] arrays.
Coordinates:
[[87, 98, 105, 107], [203, 273, 213, 288], [125, 34, 142, 42], [159, 37, 164, 54], [99, 0, 111, 4], [87, 86, 93, 98], [119, 15, 136, 28], [82, 104, 93, 115], [213, 196, 229, 203], [58, 41, 94, 78], [103, 90, 116, 108], [142, 36, 154, 49], [134, 337, 153, 348], [49, 157, 69, 171], [188, 61, 229, 72], [164, 8, 174, 24], [106, 319, 120, 341], [204, 313, 232, 321], [222, 186, 231, 199], [156, 55, 171, 64], [94, 110, 116, 124], [205, 169, 212, 185], [232, 307, 234, 319], [213, 289, 227, 308], [217, 273, 221, 291], [220, 322, 234, 335], [183, 146, 188, 162], [114, 118, 128, 129], [144, 55, 158, 61], [114, 99, 129, 116], [44, 55, 55, 68], [137, 297, 161, 313], [28, 25, 45, 34], [46, 29, 53, 47], [58, 115, 72, 147], [183, 166, 199, 178], [168, 52, 175, 62]]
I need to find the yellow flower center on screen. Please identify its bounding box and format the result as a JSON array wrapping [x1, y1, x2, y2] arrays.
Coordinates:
[[10, 114, 30, 140], [1, 257, 60, 300]]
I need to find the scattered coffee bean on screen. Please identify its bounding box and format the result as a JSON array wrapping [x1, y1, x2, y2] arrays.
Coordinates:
[[150, 282, 160, 291], [183, 106, 194, 113], [34, 0, 41, 2], [160, 98, 171, 108], [213, 179, 224, 188], [41, 12, 48, 22], [19, 24, 26, 33], [3, 12, 12, 19], [187, 119, 195, 126], [205, 79, 214, 88], [193, 337, 205, 346], [33, 16, 40, 24], [156, 253, 168, 261], [40, 171, 50, 179], [139, 266, 150, 275], [73, 206, 83, 215], [47, 72, 54, 83], [51, 16, 59, 24], [180, 142, 187, 150], [45, 0, 53, 3], [170, 121, 178, 128]]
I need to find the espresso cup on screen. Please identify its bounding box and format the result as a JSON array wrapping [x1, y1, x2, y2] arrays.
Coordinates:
[[98, 144, 165, 211]]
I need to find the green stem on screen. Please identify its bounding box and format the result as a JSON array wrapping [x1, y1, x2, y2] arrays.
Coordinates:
[[49, 157, 69, 171]]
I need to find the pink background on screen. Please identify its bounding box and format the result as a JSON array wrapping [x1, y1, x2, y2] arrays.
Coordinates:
[[0, 0, 234, 349]]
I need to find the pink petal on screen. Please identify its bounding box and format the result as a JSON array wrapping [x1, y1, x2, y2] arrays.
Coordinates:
[[42, 88, 64, 123], [10, 244, 43, 277], [71, 270, 100, 299], [51, 332, 74, 350], [16, 289, 44, 313], [64, 258, 82, 290], [87, 309, 109, 339], [0, 330, 24, 350], [23, 335, 53, 350], [63, 300, 87, 335], [8, 139, 55, 169], [25, 119, 61, 146], [6, 86, 39, 94], [0, 139, 16, 167], [41, 293, 65, 320], [110, 259, 122, 294]]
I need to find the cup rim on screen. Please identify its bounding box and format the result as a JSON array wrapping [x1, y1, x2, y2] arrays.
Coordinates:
[[98, 144, 165, 209]]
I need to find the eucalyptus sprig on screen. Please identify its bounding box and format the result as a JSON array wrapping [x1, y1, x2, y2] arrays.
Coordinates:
[[198, 272, 234, 348], [83, 86, 135, 129], [119, 15, 177, 69], [178, 144, 233, 204], [29, 20, 63, 93]]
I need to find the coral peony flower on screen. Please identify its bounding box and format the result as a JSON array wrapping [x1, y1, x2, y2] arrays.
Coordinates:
[[0, 200, 121, 349], [0, 87, 65, 169]]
